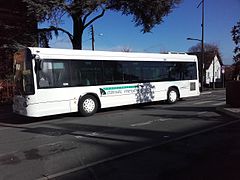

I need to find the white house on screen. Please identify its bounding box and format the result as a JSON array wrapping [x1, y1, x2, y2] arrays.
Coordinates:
[[205, 54, 222, 85], [189, 52, 223, 87]]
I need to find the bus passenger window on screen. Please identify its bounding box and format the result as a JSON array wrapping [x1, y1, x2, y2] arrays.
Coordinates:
[[52, 62, 70, 87], [38, 61, 52, 88], [37, 61, 70, 88]]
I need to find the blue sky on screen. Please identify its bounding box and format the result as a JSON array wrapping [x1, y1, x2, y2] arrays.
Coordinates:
[[42, 0, 240, 65]]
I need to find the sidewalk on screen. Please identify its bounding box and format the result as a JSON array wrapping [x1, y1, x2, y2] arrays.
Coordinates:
[[217, 105, 240, 119]]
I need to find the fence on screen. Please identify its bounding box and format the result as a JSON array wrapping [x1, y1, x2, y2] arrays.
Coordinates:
[[0, 80, 15, 104]]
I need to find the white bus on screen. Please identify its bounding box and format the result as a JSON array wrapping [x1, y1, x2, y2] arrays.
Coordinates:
[[13, 47, 200, 117]]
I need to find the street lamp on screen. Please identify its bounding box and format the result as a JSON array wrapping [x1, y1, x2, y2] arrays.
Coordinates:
[[187, 38, 202, 42], [187, 38, 201, 42], [187, 0, 205, 92]]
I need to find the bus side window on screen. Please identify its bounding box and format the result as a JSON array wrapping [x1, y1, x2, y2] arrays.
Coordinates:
[[130, 62, 141, 82], [39, 71, 50, 87], [103, 61, 114, 84], [71, 70, 81, 86], [53, 62, 70, 87], [38, 61, 53, 88], [70, 60, 103, 86]]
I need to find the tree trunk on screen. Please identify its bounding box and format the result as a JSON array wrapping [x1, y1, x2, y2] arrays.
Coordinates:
[[72, 15, 84, 50], [72, 32, 83, 50]]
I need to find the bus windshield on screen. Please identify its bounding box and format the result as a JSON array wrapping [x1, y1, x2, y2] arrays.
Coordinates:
[[13, 48, 35, 95]]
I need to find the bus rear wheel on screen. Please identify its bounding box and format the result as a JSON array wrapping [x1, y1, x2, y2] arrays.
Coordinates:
[[167, 88, 178, 104], [79, 95, 98, 116]]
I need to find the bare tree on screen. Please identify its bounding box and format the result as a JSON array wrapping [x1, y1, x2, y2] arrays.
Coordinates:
[[121, 47, 132, 52], [188, 42, 221, 55]]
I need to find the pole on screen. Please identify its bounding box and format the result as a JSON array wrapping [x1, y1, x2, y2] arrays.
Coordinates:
[[213, 55, 215, 89], [201, 0, 205, 91], [91, 25, 95, 51]]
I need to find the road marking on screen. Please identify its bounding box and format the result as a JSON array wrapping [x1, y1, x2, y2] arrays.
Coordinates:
[[130, 118, 171, 127], [74, 132, 100, 139], [224, 108, 240, 113], [213, 102, 226, 106], [194, 101, 214, 105], [131, 121, 152, 127], [201, 92, 212, 95], [36, 118, 240, 180], [86, 132, 98, 136], [197, 111, 208, 115], [75, 135, 84, 139]]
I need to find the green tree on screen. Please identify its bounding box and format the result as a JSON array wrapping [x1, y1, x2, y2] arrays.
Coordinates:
[[231, 20, 240, 63], [23, 0, 182, 49]]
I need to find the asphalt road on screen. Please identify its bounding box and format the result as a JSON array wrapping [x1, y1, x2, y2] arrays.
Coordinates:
[[0, 89, 238, 180]]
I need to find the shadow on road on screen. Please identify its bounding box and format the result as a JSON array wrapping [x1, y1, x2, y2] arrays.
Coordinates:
[[0, 101, 167, 125]]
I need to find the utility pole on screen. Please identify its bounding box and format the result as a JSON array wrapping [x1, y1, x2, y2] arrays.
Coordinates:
[[201, 0, 205, 91], [198, 0, 206, 91], [198, 0, 205, 91], [187, 0, 205, 92], [90, 25, 95, 51]]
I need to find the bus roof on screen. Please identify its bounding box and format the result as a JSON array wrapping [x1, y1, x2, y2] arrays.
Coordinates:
[[28, 47, 198, 62]]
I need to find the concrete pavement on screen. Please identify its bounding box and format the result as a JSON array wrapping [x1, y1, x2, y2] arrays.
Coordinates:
[[217, 106, 240, 119], [56, 105, 240, 180]]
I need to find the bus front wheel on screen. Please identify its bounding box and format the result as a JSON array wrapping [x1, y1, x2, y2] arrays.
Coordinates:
[[79, 95, 98, 116], [167, 88, 178, 104]]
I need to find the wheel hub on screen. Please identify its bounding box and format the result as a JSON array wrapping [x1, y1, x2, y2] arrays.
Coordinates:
[[83, 98, 95, 113], [169, 91, 177, 102]]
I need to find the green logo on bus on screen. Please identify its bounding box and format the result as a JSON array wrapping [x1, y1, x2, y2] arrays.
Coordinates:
[[100, 85, 138, 96]]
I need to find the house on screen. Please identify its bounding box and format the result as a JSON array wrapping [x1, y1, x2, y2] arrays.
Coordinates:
[[204, 52, 223, 86], [189, 51, 223, 88]]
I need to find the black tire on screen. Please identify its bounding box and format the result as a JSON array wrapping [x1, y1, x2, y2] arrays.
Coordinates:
[[79, 95, 98, 116], [167, 88, 178, 104]]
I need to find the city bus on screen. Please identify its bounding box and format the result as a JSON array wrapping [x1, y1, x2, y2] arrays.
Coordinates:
[[13, 47, 200, 117]]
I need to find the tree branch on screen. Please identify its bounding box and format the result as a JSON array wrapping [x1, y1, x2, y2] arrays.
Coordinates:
[[82, 11, 93, 25], [83, 8, 106, 30], [39, 26, 73, 43]]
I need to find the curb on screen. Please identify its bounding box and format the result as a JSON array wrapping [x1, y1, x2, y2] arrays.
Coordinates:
[[216, 106, 240, 119]]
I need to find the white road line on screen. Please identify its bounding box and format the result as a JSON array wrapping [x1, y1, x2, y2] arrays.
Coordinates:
[[201, 92, 212, 95], [130, 118, 171, 127], [197, 111, 208, 115], [213, 102, 226, 106], [131, 121, 153, 127], [86, 132, 98, 136], [36, 118, 240, 180]]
